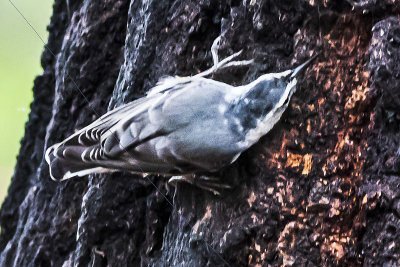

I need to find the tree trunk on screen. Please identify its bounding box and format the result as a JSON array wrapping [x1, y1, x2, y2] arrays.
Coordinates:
[[1, 0, 400, 266]]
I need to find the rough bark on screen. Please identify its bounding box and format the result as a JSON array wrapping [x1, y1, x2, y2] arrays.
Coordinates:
[[1, 0, 400, 266]]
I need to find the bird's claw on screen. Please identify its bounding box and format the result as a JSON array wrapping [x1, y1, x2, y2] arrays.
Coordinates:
[[195, 35, 253, 78], [168, 174, 232, 195]]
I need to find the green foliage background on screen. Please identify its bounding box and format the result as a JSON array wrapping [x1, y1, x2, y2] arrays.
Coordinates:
[[0, 1, 52, 205]]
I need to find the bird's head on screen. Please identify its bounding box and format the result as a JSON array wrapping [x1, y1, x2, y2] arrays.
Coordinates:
[[241, 71, 293, 113], [239, 54, 319, 118]]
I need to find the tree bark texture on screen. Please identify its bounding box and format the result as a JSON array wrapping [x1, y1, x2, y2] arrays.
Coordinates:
[[1, 0, 400, 266]]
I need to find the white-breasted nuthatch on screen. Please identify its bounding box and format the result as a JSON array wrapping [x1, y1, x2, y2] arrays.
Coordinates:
[[45, 38, 317, 194]]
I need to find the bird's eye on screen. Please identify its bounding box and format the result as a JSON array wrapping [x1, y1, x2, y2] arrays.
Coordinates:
[[264, 103, 273, 113]]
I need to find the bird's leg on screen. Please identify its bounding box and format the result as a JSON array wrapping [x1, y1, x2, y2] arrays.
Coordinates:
[[168, 175, 195, 187], [168, 174, 232, 195], [194, 35, 254, 78], [194, 174, 233, 195]]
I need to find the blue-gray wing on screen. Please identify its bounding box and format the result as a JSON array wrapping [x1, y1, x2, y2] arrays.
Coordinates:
[[46, 76, 243, 180], [114, 77, 245, 172], [146, 78, 245, 171]]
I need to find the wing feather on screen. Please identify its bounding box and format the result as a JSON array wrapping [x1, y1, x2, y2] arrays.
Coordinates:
[[46, 77, 194, 180]]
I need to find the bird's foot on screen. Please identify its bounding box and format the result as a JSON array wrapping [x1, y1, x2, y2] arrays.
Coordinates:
[[195, 35, 253, 78], [168, 174, 232, 195]]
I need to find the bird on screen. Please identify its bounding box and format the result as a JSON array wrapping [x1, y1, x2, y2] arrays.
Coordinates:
[[45, 37, 317, 194]]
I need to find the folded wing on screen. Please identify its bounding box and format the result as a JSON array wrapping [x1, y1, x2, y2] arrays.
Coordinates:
[[45, 77, 188, 180], [46, 76, 243, 181]]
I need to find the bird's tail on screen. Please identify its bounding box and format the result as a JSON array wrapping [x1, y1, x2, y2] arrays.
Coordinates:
[[45, 134, 117, 181], [290, 53, 319, 78]]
